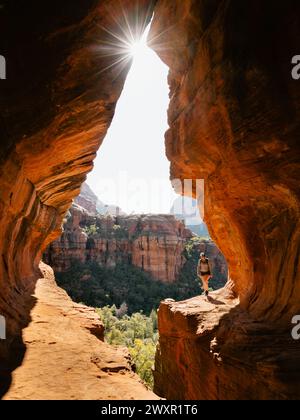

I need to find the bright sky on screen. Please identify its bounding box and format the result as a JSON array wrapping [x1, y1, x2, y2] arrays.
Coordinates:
[[87, 26, 202, 226], [87, 25, 180, 214]]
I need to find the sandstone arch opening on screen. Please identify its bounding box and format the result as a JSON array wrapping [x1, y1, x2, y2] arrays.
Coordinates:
[[0, 0, 299, 400], [42, 22, 229, 390]]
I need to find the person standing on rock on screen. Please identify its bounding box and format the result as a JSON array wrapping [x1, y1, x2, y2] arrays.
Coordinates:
[[197, 252, 212, 297]]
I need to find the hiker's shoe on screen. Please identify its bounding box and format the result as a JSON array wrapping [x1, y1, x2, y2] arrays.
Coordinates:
[[205, 290, 209, 296]]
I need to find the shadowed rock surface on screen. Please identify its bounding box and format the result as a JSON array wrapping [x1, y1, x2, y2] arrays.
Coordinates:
[[154, 292, 300, 400], [3, 263, 157, 400], [0, 0, 156, 398], [150, 0, 300, 399]]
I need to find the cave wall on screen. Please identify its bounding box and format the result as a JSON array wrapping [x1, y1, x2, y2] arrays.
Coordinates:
[[149, 0, 300, 399], [0, 0, 299, 400], [150, 0, 300, 323], [0, 0, 155, 356]]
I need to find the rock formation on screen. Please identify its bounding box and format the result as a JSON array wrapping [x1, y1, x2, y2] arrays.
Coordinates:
[[130, 214, 191, 282], [0, 0, 299, 400], [150, 0, 300, 321], [75, 182, 125, 216], [3, 263, 158, 400], [44, 203, 192, 283], [0, 0, 156, 398], [150, 0, 300, 399], [74, 183, 100, 215], [154, 292, 300, 400]]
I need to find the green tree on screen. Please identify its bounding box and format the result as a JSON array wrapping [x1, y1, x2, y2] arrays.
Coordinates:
[[83, 224, 99, 236], [96, 305, 159, 388]]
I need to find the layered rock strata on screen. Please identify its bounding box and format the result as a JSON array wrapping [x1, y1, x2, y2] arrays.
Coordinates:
[[0, 0, 155, 397], [150, 0, 300, 399], [44, 204, 193, 283], [150, 0, 300, 321], [154, 292, 300, 400], [0, 0, 299, 400]]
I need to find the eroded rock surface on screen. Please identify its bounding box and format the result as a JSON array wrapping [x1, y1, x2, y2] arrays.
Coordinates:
[[150, 0, 300, 399], [0, 0, 155, 379], [0, 0, 299, 401], [44, 204, 192, 282], [154, 291, 300, 400], [0, 0, 155, 397], [3, 263, 157, 400], [150, 0, 300, 321]]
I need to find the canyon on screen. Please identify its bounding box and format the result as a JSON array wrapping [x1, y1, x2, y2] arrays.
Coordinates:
[[44, 200, 192, 283], [0, 0, 299, 400], [44, 184, 227, 287]]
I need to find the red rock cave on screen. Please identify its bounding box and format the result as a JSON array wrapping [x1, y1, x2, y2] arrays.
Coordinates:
[[0, 0, 299, 400]]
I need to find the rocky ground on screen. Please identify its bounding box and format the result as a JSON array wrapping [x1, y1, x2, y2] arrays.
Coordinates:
[[3, 263, 158, 400], [153, 286, 300, 400]]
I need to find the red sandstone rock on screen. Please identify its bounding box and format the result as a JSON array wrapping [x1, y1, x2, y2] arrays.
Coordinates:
[[149, 0, 300, 400], [3, 263, 158, 400], [44, 205, 193, 283], [154, 291, 300, 400], [150, 0, 300, 322], [74, 183, 100, 215], [0, 0, 156, 397], [0, 0, 299, 401]]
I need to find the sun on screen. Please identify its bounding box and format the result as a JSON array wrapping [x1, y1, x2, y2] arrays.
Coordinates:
[[129, 39, 146, 58], [96, 14, 157, 75], [127, 25, 149, 59]]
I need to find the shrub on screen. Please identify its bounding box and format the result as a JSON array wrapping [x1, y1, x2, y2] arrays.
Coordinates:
[[97, 305, 158, 388], [83, 224, 99, 236]]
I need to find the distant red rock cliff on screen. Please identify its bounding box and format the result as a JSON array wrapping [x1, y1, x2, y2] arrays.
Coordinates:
[[44, 204, 194, 283]]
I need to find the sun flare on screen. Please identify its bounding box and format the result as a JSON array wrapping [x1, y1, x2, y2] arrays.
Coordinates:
[[96, 15, 155, 75], [126, 23, 149, 60], [88, 14, 173, 215], [129, 38, 146, 58]]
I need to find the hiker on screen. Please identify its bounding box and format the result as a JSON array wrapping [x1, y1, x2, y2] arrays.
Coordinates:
[[197, 252, 212, 296]]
